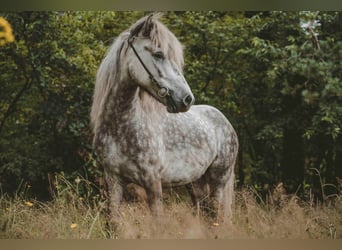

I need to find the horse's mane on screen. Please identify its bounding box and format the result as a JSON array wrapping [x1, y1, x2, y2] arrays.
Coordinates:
[[90, 13, 184, 136]]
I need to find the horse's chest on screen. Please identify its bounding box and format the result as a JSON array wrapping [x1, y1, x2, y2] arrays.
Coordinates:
[[102, 134, 162, 180]]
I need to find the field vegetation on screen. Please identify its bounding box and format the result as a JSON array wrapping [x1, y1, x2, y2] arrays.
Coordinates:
[[1, 174, 341, 239]]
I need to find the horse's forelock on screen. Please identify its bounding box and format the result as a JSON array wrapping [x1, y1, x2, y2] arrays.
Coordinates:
[[150, 20, 184, 70]]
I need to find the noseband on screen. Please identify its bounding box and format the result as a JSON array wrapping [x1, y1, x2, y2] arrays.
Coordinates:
[[128, 36, 170, 98]]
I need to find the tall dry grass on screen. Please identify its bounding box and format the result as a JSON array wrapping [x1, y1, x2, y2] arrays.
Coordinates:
[[1, 174, 341, 239]]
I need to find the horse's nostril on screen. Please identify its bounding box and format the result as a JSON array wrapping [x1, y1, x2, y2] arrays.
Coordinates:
[[183, 94, 193, 107]]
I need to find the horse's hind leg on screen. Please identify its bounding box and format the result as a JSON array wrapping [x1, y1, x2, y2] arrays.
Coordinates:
[[207, 181, 225, 220], [207, 166, 235, 223], [207, 130, 238, 223], [186, 176, 209, 216]]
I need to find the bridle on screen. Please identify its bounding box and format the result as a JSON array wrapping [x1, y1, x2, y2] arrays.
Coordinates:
[[127, 36, 170, 98]]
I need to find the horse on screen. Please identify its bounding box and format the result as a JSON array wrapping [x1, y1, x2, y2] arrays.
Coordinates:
[[90, 13, 239, 223]]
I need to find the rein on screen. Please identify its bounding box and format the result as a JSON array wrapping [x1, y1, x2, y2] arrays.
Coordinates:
[[128, 37, 170, 98]]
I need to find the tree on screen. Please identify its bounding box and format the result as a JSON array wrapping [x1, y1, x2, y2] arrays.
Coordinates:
[[0, 11, 143, 198], [0, 11, 340, 200]]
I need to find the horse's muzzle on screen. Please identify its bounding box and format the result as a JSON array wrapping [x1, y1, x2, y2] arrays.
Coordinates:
[[182, 94, 194, 109], [166, 93, 194, 113]]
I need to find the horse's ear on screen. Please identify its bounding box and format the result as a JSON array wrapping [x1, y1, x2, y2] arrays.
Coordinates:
[[130, 21, 144, 39], [129, 14, 154, 39], [142, 14, 154, 37]]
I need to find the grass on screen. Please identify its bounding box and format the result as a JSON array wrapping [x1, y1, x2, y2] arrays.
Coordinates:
[[0, 175, 341, 239]]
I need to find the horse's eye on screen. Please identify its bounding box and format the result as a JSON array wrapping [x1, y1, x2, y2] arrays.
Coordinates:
[[152, 51, 165, 60]]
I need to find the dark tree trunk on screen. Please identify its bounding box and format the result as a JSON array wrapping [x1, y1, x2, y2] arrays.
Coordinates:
[[281, 128, 304, 193], [237, 143, 245, 188], [335, 139, 342, 193]]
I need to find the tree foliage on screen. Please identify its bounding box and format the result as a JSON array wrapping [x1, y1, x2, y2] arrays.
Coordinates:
[[0, 11, 341, 199]]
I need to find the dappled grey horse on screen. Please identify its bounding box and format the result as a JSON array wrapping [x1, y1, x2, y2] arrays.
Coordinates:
[[90, 13, 238, 222]]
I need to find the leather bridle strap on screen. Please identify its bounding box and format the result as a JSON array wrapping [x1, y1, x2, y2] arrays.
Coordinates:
[[127, 37, 170, 98]]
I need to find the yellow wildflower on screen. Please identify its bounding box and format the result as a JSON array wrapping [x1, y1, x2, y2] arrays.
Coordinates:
[[70, 223, 78, 229], [75, 176, 81, 184], [0, 17, 15, 45], [25, 201, 34, 207]]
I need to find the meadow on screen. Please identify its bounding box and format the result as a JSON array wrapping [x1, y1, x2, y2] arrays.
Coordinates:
[[1, 12, 341, 240], [0, 174, 341, 239]]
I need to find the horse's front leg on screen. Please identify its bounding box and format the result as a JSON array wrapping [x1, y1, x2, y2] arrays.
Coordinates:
[[144, 178, 163, 217], [105, 174, 124, 225]]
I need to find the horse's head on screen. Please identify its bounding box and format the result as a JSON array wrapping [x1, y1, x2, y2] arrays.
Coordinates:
[[125, 14, 195, 113]]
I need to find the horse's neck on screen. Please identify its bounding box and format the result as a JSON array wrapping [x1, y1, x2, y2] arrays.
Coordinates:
[[106, 82, 137, 117], [102, 80, 164, 134]]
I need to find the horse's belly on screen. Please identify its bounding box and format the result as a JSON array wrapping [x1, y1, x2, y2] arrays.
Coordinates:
[[161, 149, 214, 186]]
